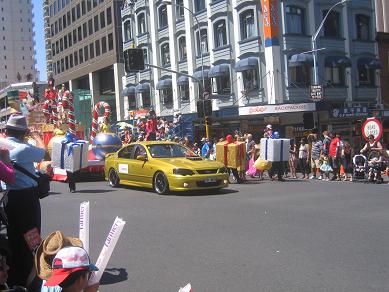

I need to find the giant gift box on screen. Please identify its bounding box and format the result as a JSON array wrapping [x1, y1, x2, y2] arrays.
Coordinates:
[[260, 138, 290, 162], [52, 139, 89, 172], [216, 141, 247, 170]]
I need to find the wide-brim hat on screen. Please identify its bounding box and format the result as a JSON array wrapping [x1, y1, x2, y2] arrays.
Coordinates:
[[6, 114, 28, 132], [35, 231, 83, 280]]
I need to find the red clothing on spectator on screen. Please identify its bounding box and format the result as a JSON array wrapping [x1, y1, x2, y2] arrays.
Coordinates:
[[0, 160, 15, 183], [146, 118, 157, 134], [329, 137, 340, 157]]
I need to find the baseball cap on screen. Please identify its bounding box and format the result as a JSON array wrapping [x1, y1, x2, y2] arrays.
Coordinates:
[[45, 246, 98, 287]]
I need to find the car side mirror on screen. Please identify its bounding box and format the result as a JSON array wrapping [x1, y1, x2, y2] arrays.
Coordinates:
[[136, 155, 147, 161]]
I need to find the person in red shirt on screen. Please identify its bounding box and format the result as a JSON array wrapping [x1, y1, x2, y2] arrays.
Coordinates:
[[329, 133, 342, 180], [145, 110, 157, 141]]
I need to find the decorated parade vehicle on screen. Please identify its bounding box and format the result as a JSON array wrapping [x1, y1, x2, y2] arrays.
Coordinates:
[[105, 141, 229, 195]]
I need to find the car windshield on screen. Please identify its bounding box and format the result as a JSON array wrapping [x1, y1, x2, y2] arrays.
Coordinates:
[[147, 144, 198, 158]]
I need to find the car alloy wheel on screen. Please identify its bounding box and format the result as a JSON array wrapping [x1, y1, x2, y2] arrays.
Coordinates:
[[154, 172, 169, 195], [109, 169, 119, 187]]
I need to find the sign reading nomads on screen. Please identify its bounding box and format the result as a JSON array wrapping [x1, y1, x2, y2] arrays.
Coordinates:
[[362, 117, 383, 142], [310, 85, 324, 101]]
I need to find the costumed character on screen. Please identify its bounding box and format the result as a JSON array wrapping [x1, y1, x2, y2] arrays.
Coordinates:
[[146, 110, 157, 141], [43, 77, 59, 125], [90, 101, 122, 160]]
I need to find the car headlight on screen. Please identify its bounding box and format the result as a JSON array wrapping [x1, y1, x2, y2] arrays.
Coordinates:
[[219, 167, 229, 174], [173, 168, 195, 176]]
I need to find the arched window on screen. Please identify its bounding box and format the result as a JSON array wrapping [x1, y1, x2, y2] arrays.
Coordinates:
[[124, 20, 132, 42], [196, 28, 208, 55], [240, 9, 255, 40], [178, 36, 187, 61], [323, 10, 341, 38], [214, 19, 227, 48], [193, 0, 205, 13], [160, 43, 170, 66], [158, 5, 168, 29], [356, 14, 370, 40], [137, 13, 146, 35], [285, 6, 305, 35]]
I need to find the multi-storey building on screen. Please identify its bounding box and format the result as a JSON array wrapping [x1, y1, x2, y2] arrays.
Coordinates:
[[121, 0, 380, 142], [0, 0, 38, 89], [44, 0, 125, 121]]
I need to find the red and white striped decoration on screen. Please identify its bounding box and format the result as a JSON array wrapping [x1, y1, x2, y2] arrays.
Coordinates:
[[42, 100, 51, 121], [90, 101, 111, 141], [62, 90, 70, 110], [51, 101, 58, 126], [67, 92, 76, 136]]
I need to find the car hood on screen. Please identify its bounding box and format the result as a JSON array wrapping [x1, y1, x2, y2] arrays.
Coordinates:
[[157, 157, 223, 169]]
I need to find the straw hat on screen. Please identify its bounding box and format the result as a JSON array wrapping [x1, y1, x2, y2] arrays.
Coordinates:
[[35, 231, 83, 280]]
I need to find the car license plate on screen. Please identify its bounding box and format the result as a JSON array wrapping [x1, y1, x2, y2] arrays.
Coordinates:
[[204, 178, 216, 183]]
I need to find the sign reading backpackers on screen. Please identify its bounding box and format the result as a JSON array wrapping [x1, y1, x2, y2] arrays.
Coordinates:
[[262, 0, 279, 47]]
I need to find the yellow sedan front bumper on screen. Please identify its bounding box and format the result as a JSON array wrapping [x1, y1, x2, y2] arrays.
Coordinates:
[[167, 173, 229, 191]]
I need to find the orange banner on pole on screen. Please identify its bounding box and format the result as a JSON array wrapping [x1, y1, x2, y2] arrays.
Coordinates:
[[262, 0, 279, 47]]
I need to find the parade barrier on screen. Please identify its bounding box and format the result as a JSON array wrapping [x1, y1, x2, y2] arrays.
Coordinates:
[[260, 138, 290, 162], [79, 201, 90, 253]]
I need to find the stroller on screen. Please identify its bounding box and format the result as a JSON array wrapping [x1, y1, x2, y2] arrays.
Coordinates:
[[367, 151, 385, 184], [352, 154, 368, 182]]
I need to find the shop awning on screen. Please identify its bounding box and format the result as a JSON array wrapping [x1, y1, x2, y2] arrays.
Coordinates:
[[177, 75, 189, 86], [357, 57, 382, 69], [325, 56, 351, 67], [135, 83, 150, 93], [235, 57, 258, 72], [289, 53, 314, 67], [156, 79, 172, 90], [121, 84, 136, 96], [208, 64, 230, 78], [193, 69, 209, 80]]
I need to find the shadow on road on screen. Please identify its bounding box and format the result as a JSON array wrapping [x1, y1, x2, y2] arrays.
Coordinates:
[[100, 267, 128, 285], [75, 189, 117, 194]]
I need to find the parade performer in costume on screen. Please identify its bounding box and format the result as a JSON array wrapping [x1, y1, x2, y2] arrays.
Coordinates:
[[146, 110, 157, 141], [43, 77, 59, 125]]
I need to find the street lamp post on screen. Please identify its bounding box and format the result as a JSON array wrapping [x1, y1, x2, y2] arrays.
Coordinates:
[[312, 0, 348, 85], [162, 1, 205, 96]]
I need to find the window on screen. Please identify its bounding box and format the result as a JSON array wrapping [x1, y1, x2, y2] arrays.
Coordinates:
[[65, 56, 69, 70], [56, 40, 59, 54], [60, 38, 63, 51], [90, 43, 94, 58], [242, 69, 259, 91], [289, 65, 312, 87], [196, 29, 208, 56], [160, 88, 173, 108], [78, 26, 82, 41], [81, 0, 86, 15], [71, 7, 75, 22], [51, 24, 54, 37], [79, 48, 83, 63], [55, 21, 58, 34], [56, 60, 60, 73], [137, 13, 146, 35], [52, 44, 55, 56], [63, 15, 67, 28], [142, 91, 151, 108], [325, 67, 345, 86], [285, 6, 305, 34], [88, 19, 93, 35], [178, 37, 187, 61], [100, 11, 105, 28], [69, 53, 73, 68], [176, 0, 184, 20], [106, 7, 112, 25], [323, 10, 340, 38], [73, 29, 77, 44], [212, 75, 231, 94], [356, 14, 370, 40], [159, 5, 168, 28], [108, 33, 113, 51], [59, 18, 62, 31], [240, 10, 255, 40], [64, 36, 68, 49], [143, 48, 148, 67], [74, 51, 78, 65], [68, 32, 72, 47], [84, 46, 89, 61], [67, 11, 71, 26], [179, 84, 189, 102], [194, 0, 205, 13], [101, 36, 107, 53], [76, 3, 81, 19], [358, 68, 375, 86], [94, 15, 99, 32], [83, 22, 87, 38], [61, 59, 64, 72], [160, 43, 170, 66], [93, 0, 98, 8], [95, 39, 100, 56], [214, 20, 227, 47], [124, 21, 131, 41], [87, 0, 91, 11]]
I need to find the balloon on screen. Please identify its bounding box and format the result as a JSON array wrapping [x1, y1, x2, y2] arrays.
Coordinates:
[[273, 131, 280, 139]]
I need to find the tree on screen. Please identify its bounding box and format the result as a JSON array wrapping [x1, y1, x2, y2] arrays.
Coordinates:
[[25, 73, 33, 81], [16, 72, 22, 82]]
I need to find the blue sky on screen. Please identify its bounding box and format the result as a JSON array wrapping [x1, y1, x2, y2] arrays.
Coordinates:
[[33, 0, 45, 81]]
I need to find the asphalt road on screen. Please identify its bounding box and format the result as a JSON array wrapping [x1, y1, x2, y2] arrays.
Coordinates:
[[41, 179, 389, 292]]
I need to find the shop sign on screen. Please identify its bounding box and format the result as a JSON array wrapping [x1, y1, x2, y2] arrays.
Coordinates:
[[330, 106, 368, 118], [362, 117, 383, 142], [129, 109, 149, 119], [239, 103, 316, 116], [310, 85, 324, 101], [261, 0, 279, 47]]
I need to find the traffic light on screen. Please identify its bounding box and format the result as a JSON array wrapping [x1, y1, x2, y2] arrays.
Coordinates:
[[203, 99, 212, 117], [124, 49, 145, 72], [303, 113, 314, 129]]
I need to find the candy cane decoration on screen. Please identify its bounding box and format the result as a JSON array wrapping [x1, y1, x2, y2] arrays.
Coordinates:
[[62, 90, 70, 110], [90, 101, 111, 141], [67, 92, 76, 136], [42, 100, 51, 121]]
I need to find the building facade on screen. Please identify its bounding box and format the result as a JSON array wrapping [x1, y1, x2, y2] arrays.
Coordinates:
[[121, 0, 379, 141], [0, 0, 38, 89], [44, 0, 125, 121]]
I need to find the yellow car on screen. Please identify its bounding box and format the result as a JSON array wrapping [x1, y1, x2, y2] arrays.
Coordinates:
[[104, 141, 229, 194]]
